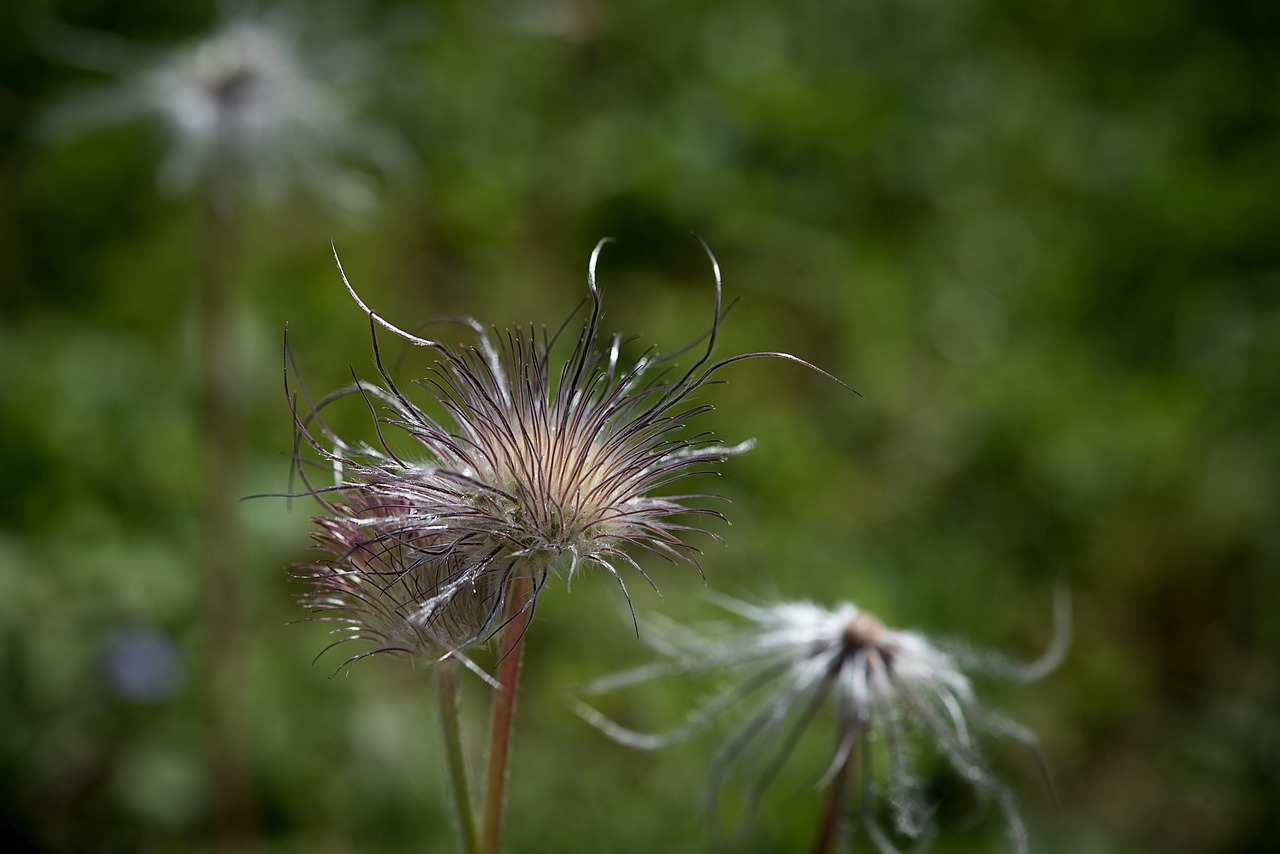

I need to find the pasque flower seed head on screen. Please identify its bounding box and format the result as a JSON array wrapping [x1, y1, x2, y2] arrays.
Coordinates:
[[289, 240, 850, 674], [576, 592, 1069, 852], [40, 6, 406, 214]]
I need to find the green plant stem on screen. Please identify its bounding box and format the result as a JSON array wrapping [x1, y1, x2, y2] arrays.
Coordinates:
[[811, 742, 855, 854], [200, 179, 250, 851], [437, 663, 480, 854], [480, 575, 534, 854]]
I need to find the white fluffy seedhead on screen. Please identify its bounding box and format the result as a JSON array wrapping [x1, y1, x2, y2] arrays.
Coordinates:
[[38, 4, 408, 214], [575, 592, 1069, 853]]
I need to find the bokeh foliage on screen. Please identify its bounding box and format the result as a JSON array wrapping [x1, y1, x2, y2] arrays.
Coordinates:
[[2, 0, 1278, 851]]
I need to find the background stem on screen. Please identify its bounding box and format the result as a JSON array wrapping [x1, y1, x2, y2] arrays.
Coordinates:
[[200, 179, 249, 850], [480, 576, 534, 854]]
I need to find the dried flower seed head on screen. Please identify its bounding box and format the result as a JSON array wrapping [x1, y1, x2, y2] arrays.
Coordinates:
[[575, 592, 1070, 853], [288, 239, 851, 673], [38, 6, 406, 213], [304, 494, 505, 668]]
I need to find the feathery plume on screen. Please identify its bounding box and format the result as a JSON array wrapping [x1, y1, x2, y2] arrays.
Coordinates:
[[37, 4, 407, 213], [288, 239, 850, 673], [575, 592, 1069, 852]]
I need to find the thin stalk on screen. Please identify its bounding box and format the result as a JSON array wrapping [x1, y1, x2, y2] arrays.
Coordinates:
[[480, 575, 535, 854], [811, 742, 855, 854], [437, 663, 480, 854], [200, 176, 249, 850]]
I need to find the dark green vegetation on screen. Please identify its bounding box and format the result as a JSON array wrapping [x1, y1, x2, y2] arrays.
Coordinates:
[[2, 0, 1277, 851]]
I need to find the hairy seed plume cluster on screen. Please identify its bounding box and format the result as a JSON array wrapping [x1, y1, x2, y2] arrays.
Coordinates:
[[289, 240, 835, 672], [575, 593, 1069, 853], [282, 238, 1058, 853], [41, 8, 403, 213]]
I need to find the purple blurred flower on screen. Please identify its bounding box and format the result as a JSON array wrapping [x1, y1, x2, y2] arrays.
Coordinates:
[[102, 627, 183, 703]]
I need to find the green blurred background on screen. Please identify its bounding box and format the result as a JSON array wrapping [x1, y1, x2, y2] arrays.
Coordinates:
[[2, 0, 1278, 851]]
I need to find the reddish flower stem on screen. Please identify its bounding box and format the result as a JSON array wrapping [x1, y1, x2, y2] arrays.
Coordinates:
[[480, 575, 534, 854], [811, 742, 855, 854]]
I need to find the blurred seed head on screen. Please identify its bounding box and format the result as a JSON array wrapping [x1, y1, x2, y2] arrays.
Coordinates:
[[37, 4, 410, 214], [289, 239, 845, 674], [575, 592, 1070, 852]]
